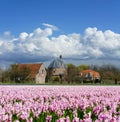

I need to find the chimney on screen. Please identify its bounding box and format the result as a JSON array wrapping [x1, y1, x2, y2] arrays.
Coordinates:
[[59, 55, 62, 59]]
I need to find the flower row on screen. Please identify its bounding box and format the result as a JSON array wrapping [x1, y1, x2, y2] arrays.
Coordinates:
[[0, 86, 120, 122]]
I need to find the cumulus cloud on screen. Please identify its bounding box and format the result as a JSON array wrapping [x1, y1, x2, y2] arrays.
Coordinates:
[[19, 32, 28, 41], [1, 25, 120, 65]]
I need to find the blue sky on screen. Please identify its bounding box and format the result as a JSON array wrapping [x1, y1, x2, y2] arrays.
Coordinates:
[[0, 0, 120, 35], [0, 0, 120, 67]]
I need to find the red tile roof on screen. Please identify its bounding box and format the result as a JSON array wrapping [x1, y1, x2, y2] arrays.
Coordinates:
[[17, 63, 42, 78], [81, 69, 100, 78]]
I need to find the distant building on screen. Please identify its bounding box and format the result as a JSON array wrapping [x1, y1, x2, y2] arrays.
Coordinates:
[[17, 63, 46, 84], [81, 69, 101, 83], [48, 55, 67, 81]]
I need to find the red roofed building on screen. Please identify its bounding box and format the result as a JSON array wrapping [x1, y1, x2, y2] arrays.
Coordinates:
[[81, 69, 101, 83], [17, 63, 46, 84]]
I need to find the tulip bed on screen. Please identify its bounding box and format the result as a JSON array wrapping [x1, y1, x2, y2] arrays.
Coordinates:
[[0, 86, 120, 122]]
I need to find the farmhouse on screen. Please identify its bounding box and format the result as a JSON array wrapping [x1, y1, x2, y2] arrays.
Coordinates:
[[17, 63, 46, 84], [81, 69, 101, 83], [48, 55, 67, 81]]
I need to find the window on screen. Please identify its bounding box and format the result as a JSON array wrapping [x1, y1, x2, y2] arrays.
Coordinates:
[[42, 69, 44, 74], [86, 72, 91, 78]]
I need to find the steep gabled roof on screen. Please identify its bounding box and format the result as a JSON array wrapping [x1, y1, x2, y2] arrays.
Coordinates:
[[17, 63, 43, 78]]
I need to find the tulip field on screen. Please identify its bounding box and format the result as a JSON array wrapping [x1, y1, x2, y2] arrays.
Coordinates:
[[0, 86, 120, 122]]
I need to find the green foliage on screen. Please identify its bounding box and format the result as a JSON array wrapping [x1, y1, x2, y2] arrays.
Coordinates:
[[77, 108, 84, 120], [1, 63, 120, 84], [50, 76, 61, 82], [64, 108, 73, 121], [9, 64, 19, 82], [1, 63, 33, 83], [86, 106, 92, 114], [91, 112, 98, 122], [91, 64, 120, 81], [32, 117, 41, 122], [12, 99, 22, 105], [67, 64, 90, 84], [0, 70, 11, 83], [106, 105, 110, 110], [29, 111, 34, 118], [77, 64, 90, 71], [51, 112, 58, 122], [12, 113, 18, 122], [29, 111, 44, 122], [53, 76, 60, 82], [39, 112, 47, 122], [18, 119, 26, 122], [116, 104, 120, 112], [67, 64, 78, 82], [10, 105, 120, 122]]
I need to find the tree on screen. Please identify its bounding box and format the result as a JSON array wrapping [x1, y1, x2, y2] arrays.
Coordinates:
[[0, 66, 3, 82], [46, 68, 53, 82], [98, 64, 120, 80], [9, 64, 19, 82], [8, 64, 31, 83], [90, 64, 120, 83], [77, 64, 90, 71], [67, 64, 78, 83], [18, 65, 30, 82]]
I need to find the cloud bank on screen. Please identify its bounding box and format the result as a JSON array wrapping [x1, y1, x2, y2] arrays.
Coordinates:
[[0, 24, 120, 65]]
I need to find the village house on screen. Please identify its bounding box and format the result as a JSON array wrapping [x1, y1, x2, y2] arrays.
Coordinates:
[[81, 69, 101, 83], [17, 63, 46, 84]]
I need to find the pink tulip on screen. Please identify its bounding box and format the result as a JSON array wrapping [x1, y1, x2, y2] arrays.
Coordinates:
[[0, 86, 120, 122]]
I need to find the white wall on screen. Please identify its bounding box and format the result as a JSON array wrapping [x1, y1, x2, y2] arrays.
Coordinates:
[[35, 64, 46, 84]]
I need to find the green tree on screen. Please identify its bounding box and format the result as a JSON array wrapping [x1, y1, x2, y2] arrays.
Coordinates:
[[67, 64, 78, 83], [77, 64, 90, 71], [1, 68, 13, 83], [0, 66, 2, 82], [46, 68, 53, 82], [9, 64, 19, 82], [8, 64, 31, 83]]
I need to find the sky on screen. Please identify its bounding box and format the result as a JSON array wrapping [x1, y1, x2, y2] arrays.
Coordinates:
[[0, 0, 120, 68]]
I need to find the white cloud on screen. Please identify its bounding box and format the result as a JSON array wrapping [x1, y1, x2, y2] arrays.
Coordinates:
[[0, 40, 3, 46], [33, 28, 52, 37], [84, 28, 120, 50], [1, 25, 120, 65], [19, 32, 28, 41], [42, 23, 58, 30], [4, 31, 11, 36], [87, 47, 104, 58]]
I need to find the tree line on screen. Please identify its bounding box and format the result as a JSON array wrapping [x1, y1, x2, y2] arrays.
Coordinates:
[[0, 64, 31, 83], [0, 63, 120, 84], [66, 64, 120, 84]]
